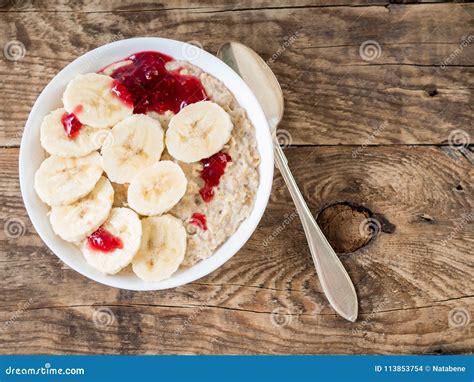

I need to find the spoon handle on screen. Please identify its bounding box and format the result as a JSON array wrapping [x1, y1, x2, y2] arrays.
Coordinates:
[[274, 143, 358, 322]]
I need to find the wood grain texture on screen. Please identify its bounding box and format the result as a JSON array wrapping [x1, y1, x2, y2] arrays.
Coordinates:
[[0, 0, 402, 13], [0, 146, 472, 354], [2, 0, 472, 12], [0, 0, 472, 355], [0, 3, 473, 145]]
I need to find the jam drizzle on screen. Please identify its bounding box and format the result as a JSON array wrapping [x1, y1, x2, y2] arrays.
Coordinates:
[[199, 151, 232, 202], [111, 80, 134, 108], [87, 227, 123, 253], [61, 112, 82, 139], [108, 51, 208, 114], [189, 213, 208, 231]]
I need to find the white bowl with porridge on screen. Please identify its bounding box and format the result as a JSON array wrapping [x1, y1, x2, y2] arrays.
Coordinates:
[[19, 38, 274, 290]]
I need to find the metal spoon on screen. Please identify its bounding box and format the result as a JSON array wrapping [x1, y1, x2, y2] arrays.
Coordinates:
[[217, 42, 358, 322]]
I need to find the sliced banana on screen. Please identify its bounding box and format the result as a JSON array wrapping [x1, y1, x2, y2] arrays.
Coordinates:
[[81, 207, 142, 275], [34, 151, 103, 206], [127, 161, 187, 216], [166, 101, 233, 163], [101, 114, 165, 184], [63, 73, 133, 129], [100, 60, 132, 76], [49, 177, 114, 242], [40, 108, 110, 158], [132, 215, 186, 282]]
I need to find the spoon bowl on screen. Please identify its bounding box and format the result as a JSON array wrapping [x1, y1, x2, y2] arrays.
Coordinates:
[[218, 42, 284, 130]]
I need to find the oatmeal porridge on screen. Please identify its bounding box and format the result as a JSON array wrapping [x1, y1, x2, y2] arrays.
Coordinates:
[[34, 50, 260, 281]]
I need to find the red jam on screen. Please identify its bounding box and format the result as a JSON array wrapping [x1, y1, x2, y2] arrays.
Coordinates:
[[199, 151, 232, 202], [108, 51, 208, 114], [87, 227, 123, 253], [111, 80, 134, 108], [61, 112, 83, 139], [189, 213, 208, 231], [61, 105, 84, 139]]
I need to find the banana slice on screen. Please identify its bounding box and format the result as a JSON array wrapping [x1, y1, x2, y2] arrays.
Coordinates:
[[127, 161, 187, 216], [40, 108, 110, 158], [63, 73, 133, 129], [80, 207, 142, 274], [101, 114, 165, 184], [34, 152, 103, 206], [132, 215, 186, 281], [166, 101, 233, 163], [49, 177, 114, 242]]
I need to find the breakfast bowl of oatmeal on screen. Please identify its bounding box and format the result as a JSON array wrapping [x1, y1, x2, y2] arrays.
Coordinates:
[[19, 38, 274, 290]]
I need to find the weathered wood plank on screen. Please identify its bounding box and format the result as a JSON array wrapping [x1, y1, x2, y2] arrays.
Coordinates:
[[0, 0, 389, 13], [0, 0, 472, 356], [1, 3, 473, 146], [0, 300, 472, 354], [2, 0, 471, 13], [1, 145, 472, 354]]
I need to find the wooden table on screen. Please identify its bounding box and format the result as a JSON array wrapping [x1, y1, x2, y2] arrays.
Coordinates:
[[0, 0, 472, 355]]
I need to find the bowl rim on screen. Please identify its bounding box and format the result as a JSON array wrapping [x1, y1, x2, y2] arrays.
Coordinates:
[[19, 37, 274, 291]]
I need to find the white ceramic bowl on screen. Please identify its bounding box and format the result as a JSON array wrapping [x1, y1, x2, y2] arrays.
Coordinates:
[[19, 37, 274, 290]]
